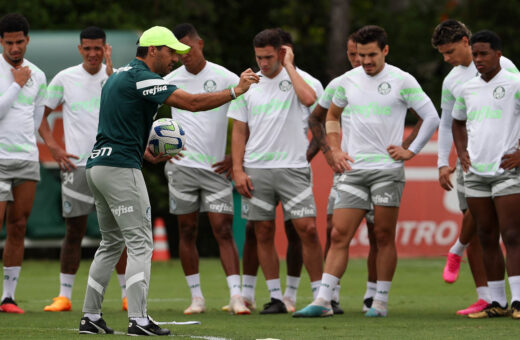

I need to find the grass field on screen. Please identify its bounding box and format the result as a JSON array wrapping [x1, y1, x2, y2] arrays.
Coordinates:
[[0, 258, 517, 339]]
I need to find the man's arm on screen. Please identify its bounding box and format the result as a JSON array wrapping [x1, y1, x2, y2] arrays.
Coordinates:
[[231, 119, 253, 198], [38, 106, 79, 171], [307, 104, 334, 163], [0, 67, 31, 119], [282, 46, 316, 107], [165, 68, 258, 111], [452, 118, 470, 172], [326, 103, 353, 172], [401, 109, 423, 150]]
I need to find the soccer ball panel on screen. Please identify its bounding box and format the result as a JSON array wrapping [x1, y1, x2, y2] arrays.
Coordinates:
[[148, 118, 186, 156]]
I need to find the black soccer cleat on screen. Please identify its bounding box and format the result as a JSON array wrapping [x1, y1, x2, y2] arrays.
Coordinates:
[[128, 317, 171, 336], [79, 316, 114, 334], [260, 298, 288, 314], [331, 300, 344, 315], [363, 297, 373, 312]]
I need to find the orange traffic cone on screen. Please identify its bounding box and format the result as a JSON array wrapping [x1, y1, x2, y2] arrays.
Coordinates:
[[152, 217, 170, 261]]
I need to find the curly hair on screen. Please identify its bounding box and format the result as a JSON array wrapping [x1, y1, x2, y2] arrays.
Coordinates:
[[431, 19, 471, 47]]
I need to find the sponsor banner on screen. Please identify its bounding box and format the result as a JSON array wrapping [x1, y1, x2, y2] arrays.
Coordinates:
[[274, 128, 463, 258]]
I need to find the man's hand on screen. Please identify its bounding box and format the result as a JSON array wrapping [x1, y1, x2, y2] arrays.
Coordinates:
[[329, 148, 354, 173], [11, 66, 31, 87], [144, 148, 172, 164], [234, 68, 260, 96], [104, 44, 113, 76], [438, 166, 455, 191], [50, 143, 79, 171], [501, 150, 520, 169], [233, 169, 253, 198], [387, 145, 415, 161], [281, 45, 295, 67], [212, 155, 232, 178]]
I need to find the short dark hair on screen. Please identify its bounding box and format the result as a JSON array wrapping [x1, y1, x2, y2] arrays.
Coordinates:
[[172, 23, 199, 41], [276, 28, 293, 47], [80, 26, 106, 43], [470, 30, 502, 51], [136, 45, 164, 58], [431, 19, 471, 47], [0, 13, 29, 37], [355, 25, 387, 50], [253, 28, 282, 49]]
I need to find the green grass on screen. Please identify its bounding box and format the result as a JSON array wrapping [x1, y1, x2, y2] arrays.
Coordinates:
[[0, 258, 516, 339]]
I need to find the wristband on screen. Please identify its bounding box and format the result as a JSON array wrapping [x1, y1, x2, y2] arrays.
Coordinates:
[[230, 87, 237, 99]]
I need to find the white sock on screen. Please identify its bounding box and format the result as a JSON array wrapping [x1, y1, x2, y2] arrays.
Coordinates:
[[131, 317, 149, 326], [363, 281, 377, 300], [2, 266, 21, 301], [311, 280, 321, 300], [316, 273, 339, 302], [58, 273, 75, 299], [226, 275, 241, 297], [508, 275, 520, 303], [449, 239, 468, 257], [84, 313, 101, 321], [488, 280, 507, 307], [283, 275, 300, 302], [185, 273, 203, 299], [374, 281, 392, 304], [117, 274, 127, 298], [332, 284, 341, 302], [266, 279, 283, 300], [476, 286, 491, 303], [241, 275, 257, 302]]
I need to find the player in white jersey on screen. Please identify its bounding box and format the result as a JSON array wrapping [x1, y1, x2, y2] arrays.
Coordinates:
[[39, 27, 128, 313], [295, 25, 439, 318], [431, 20, 517, 316], [235, 28, 325, 314], [163, 23, 249, 315], [0, 13, 46, 314], [230, 28, 323, 314], [452, 30, 520, 319]]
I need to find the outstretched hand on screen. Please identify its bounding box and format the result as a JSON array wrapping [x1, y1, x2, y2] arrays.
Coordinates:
[[234, 68, 260, 96]]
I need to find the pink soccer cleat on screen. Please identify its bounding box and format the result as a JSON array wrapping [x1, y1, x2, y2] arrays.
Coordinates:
[[456, 299, 489, 315], [443, 253, 462, 283]]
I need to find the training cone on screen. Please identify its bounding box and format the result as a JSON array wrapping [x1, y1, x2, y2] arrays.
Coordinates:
[[152, 217, 170, 261]]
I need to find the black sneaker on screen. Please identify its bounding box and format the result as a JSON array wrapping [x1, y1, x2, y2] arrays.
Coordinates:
[[128, 316, 171, 336], [331, 300, 344, 315], [363, 297, 373, 312], [79, 316, 114, 334], [260, 298, 288, 314]]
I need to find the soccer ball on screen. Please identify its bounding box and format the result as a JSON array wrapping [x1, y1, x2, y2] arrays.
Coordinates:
[[148, 118, 186, 156]]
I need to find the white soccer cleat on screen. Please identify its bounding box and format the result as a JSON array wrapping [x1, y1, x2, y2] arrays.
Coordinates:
[[243, 297, 256, 311], [228, 295, 251, 315], [282, 296, 296, 313], [184, 297, 206, 315]]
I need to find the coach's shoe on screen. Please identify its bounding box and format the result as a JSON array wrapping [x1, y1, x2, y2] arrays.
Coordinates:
[[468, 301, 508, 318], [122, 297, 128, 311], [456, 299, 489, 315], [293, 298, 333, 318], [365, 307, 388, 317], [282, 296, 296, 313], [362, 297, 373, 312], [128, 316, 170, 336], [260, 298, 288, 314], [511, 301, 520, 319], [0, 297, 24, 314], [331, 300, 344, 315], [228, 295, 251, 315], [79, 315, 114, 334], [443, 253, 462, 283], [184, 297, 205, 315], [44, 296, 72, 312]]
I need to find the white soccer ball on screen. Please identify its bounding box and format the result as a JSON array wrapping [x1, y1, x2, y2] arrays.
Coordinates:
[[148, 118, 186, 156]]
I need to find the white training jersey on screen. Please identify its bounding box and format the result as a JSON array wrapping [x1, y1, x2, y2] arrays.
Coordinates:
[[164, 61, 239, 170], [452, 69, 520, 176], [437, 56, 518, 167], [44, 64, 108, 166], [227, 67, 310, 169], [332, 64, 433, 170], [297, 67, 323, 132], [0, 55, 46, 161]]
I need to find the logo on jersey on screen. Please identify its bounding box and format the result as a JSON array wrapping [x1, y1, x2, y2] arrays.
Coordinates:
[[203, 80, 217, 92], [63, 201, 72, 214], [378, 82, 391, 95], [90, 147, 113, 158], [493, 86, 505, 99], [279, 80, 292, 92], [142, 85, 168, 96], [25, 77, 34, 87]]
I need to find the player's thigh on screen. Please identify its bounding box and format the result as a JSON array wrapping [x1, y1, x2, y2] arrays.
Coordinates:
[[455, 160, 469, 212], [277, 167, 316, 221], [464, 172, 497, 231], [334, 170, 372, 211], [8, 180, 37, 220], [331, 208, 366, 244], [61, 166, 96, 218], [242, 167, 277, 221], [165, 162, 201, 215]]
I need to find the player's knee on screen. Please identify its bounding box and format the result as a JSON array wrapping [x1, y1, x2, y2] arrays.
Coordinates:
[[501, 227, 520, 248], [330, 227, 349, 248], [373, 227, 394, 247], [6, 217, 27, 240], [255, 225, 274, 244], [296, 222, 319, 244], [179, 222, 197, 243], [213, 223, 233, 242]]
